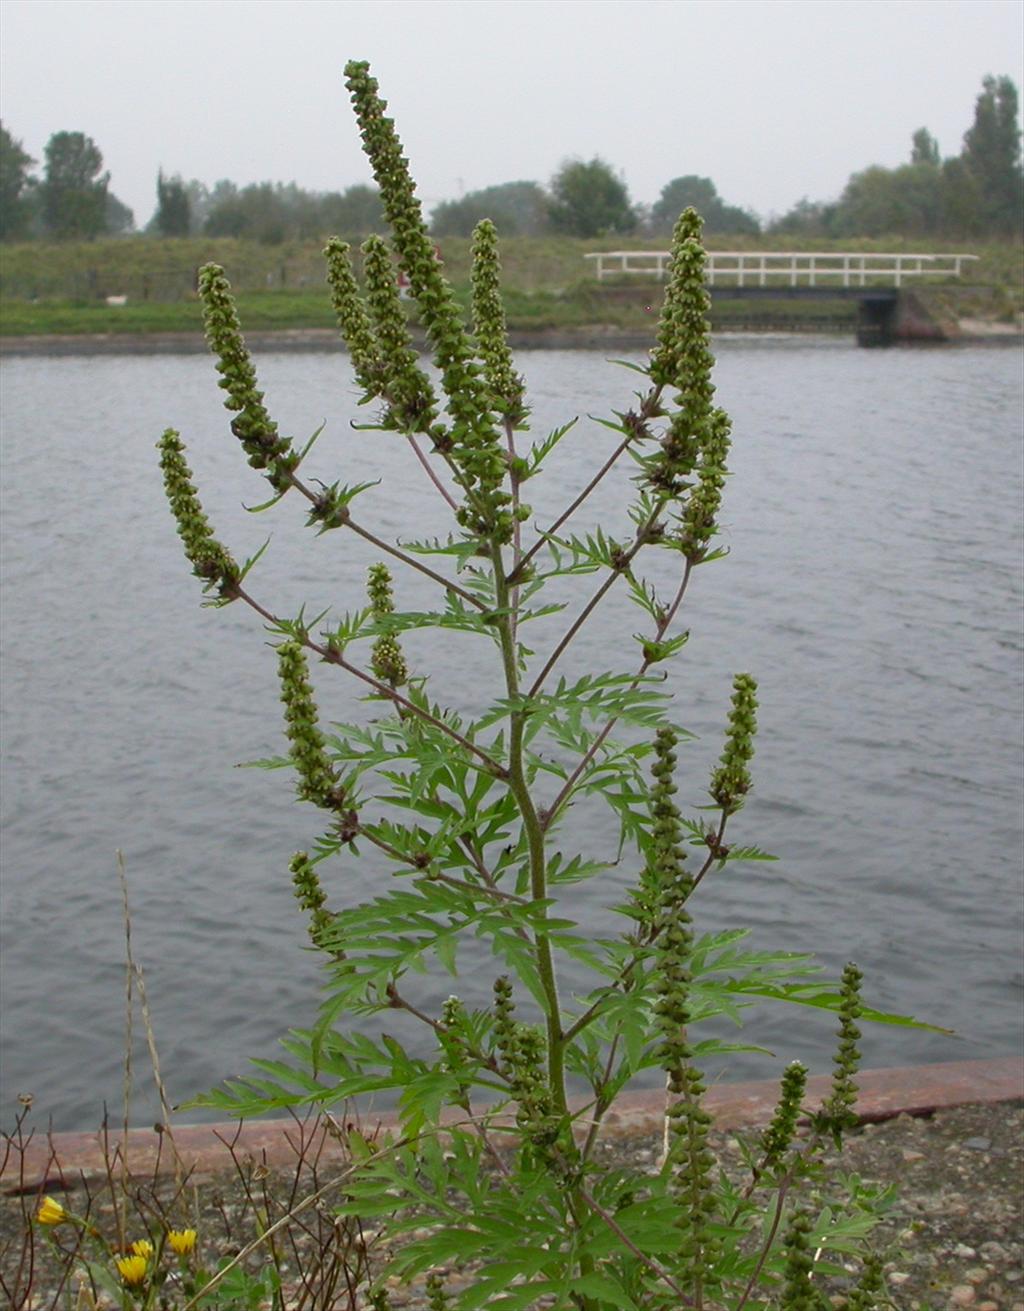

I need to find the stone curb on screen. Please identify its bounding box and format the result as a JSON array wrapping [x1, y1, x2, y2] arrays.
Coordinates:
[[6, 1057, 1020, 1188]]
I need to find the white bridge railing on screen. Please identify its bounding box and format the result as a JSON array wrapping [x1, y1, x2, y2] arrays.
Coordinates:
[[585, 251, 979, 288]]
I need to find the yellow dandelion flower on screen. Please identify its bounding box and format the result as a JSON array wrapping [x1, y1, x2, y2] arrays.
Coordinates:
[[36, 1196, 68, 1225], [116, 1254, 149, 1286], [131, 1238, 154, 1259], [167, 1227, 197, 1255]]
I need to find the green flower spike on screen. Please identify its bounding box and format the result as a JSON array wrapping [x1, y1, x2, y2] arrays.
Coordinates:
[[780, 1210, 818, 1310], [425, 1274, 451, 1311], [492, 977, 558, 1157], [648, 209, 718, 495], [818, 961, 863, 1143], [323, 236, 384, 394], [361, 235, 439, 432], [846, 1253, 885, 1309], [344, 61, 513, 543], [681, 407, 732, 555], [290, 851, 337, 952], [710, 672, 758, 813], [648, 730, 718, 1287], [197, 263, 297, 492], [366, 562, 408, 687], [471, 219, 525, 421], [761, 1061, 808, 1172], [277, 640, 341, 809], [157, 429, 238, 593]]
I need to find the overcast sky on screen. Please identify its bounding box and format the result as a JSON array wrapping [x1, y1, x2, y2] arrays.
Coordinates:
[[1, 0, 1021, 228]]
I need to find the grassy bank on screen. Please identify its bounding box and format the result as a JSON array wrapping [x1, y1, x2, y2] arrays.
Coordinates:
[[1, 234, 1019, 338]]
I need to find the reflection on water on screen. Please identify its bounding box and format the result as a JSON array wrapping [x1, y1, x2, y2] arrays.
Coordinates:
[[1, 340, 1021, 1129]]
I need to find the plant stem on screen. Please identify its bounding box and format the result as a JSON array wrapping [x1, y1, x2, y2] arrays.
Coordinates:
[[528, 496, 668, 697], [232, 583, 507, 777], [491, 546, 567, 1117], [404, 434, 459, 511], [542, 557, 693, 829], [511, 435, 630, 583]]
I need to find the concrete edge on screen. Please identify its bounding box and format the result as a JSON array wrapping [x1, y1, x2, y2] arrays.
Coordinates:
[[6, 1057, 1021, 1189]]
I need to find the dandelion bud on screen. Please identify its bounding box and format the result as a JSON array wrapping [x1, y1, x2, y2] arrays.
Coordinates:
[[115, 1254, 149, 1286], [277, 641, 340, 808], [36, 1196, 69, 1225], [167, 1228, 197, 1256]]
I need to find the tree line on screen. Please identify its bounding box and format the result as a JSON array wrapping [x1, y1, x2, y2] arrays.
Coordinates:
[[1, 75, 1019, 245]]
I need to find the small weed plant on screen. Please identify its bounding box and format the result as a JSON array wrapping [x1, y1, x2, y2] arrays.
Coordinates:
[[33, 61, 938, 1309]]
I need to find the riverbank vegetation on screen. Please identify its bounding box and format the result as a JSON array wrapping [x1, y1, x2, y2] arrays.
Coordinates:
[[0, 235, 1020, 338]]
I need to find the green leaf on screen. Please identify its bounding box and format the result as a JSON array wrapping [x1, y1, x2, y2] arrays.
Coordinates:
[[570, 1272, 642, 1309], [524, 416, 579, 477]]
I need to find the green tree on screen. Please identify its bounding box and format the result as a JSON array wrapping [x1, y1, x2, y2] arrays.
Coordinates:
[[40, 131, 110, 239], [104, 191, 134, 235], [831, 163, 943, 237], [155, 169, 190, 237], [910, 127, 940, 167], [651, 174, 759, 235], [317, 183, 386, 238], [205, 181, 288, 242], [960, 74, 1022, 234], [431, 180, 549, 237], [547, 156, 636, 237], [0, 123, 36, 241]]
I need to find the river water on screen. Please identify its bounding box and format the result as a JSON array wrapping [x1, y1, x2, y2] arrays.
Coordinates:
[[1, 339, 1021, 1131]]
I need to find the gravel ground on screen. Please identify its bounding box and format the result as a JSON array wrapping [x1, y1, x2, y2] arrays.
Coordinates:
[[3, 1100, 1021, 1309]]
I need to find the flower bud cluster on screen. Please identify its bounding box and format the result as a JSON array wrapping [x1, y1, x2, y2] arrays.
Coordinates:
[[646, 729, 718, 1279], [343, 61, 514, 543], [847, 1254, 884, 1309], [709, 673, 758, 812], [198, 264, 298, 492], [290, 851, 336, 951], [362, 235, 439, 432], [277, 640, 341, 808], [680, 408, 732, 555], [760, 1061, 808, 1172], [437, 995, 472, 1098], [781, 1210, 816, 1310], [491, 976, 560, 1154], [819, 961, 863, 1140], [323, 237, 384, 393], [648, 210, 718, 499], [157, 429, 238, 592], [471, 220, 525, 422], [425, 1274, 451, 1311], [366, 563, 409, 687]]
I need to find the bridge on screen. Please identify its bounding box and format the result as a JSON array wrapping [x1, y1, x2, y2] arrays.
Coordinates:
[[584, 251, 979, 344], [584, 250, 978, 286]]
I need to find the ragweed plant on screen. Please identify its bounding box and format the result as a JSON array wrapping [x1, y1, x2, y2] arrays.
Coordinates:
[[156, 60, 937, 1309]]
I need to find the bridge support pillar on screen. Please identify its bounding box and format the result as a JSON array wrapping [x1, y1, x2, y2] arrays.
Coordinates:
[[857, 292, 956, 346]]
